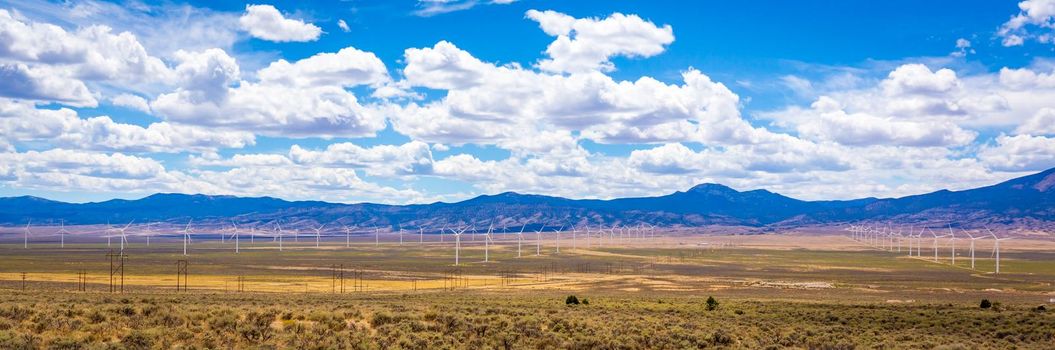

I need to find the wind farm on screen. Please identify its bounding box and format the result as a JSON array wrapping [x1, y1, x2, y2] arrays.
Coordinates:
[[2, 0, 1055, 348], [2, 171, 1055, 348]]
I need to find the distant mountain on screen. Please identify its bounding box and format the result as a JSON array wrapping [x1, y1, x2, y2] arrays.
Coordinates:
[[2, 168, 1054, 231]]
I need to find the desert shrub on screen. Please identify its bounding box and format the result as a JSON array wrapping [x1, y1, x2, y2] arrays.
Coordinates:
[[711, 329, 733, 346], [238, 311, 276, 342], [120, 330, 153, 350], [980, 299, 992, 309], [565, 296, 580, 305], [706, 296, 719, 311], [0, 305, 33, 321], [581, 298, 589, 305], [0, 331, 38, 350], [1033, 305, 1046, 312]]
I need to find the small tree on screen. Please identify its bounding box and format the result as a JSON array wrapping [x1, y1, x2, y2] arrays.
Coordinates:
[[979, 299, 992, 309], [565, 295, 580, 305], [581, 298, 589, 305], [706, 296, 719, 311]]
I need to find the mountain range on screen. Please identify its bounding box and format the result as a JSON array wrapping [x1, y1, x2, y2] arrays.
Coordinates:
[[2, 167, 1053, 231]]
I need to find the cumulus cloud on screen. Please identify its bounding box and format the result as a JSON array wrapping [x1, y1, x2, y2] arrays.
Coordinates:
[[337, 19, 350, 33], [998, 0, 1055, 46], [526, 10, 674, 73], [394, 41, 750, 148], [0, 63, 96, 106], [0, 98, 254, 153], [239, 4, 321, 42], [150, 47, 387, 138], [110, 93, 150, 113], [980, 134, 1055, 171]]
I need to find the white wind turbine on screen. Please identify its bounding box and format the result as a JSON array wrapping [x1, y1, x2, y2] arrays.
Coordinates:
[[276, 223, 285, 251], [453, 225, 468, 265], [986, 226, 1011, 274], [535, 224, 546, 256], [313, 223, 325, 248], [182, 221, 193, 256], [962, 228, 984, 269], [398, 224, 404, 246], [585, 224, 592, 248], [375, 227, 380, 247], [22, 220, 30, 249], [516, 223, 526, 258], [419, 227, 424, 245], [57, 220, 69, 248], [117, 220, 133, 252], [554, 225, 565, 254], [926, 228, 943, 262], [343, 225, 355, 248], [231, 221, 241, 254], [484, 219, 494, 262]]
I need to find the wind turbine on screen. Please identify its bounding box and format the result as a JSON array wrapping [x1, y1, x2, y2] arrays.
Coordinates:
[[535, 224, 546, 256], [398, 224, 404, 246], [231, 221, 240, 254], [571, 225, 578, 250], [516, 223, 526, 258], [117, 220, 133, 252], [962, 229, 983, 269], [484, 219, 494, 262], [419, 227, 424, 245], [182, 221, 193, 256], [313, 223, 325, 248], [56, 220, 70, 248], [453, 225, 468, 265], [276, 223, 284, 251], [22, 220, 30, 249], [585, 224, 592, 248], [375, 227, 380, 247], [343, 225, 356, 248], [986, 227, 1011, 274]]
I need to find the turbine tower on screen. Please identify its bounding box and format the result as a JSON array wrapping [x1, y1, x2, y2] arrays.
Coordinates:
[[962, 229, 983, 269], [535, 224, 546, 256], [23, 220, 31, 249], [182, 220, 193, 256], [986, 227, 1011, 274], [517, 223, 526, 258], [313, 223, 325, 248], [57, 220, 69, 248]]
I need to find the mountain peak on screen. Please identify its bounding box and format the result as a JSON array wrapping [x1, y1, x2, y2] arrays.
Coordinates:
[[687, 183, 737, 194]]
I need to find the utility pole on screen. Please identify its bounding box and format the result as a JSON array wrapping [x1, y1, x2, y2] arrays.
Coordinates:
[[107, 250, 127, 293], [175, 260, 189, 292]]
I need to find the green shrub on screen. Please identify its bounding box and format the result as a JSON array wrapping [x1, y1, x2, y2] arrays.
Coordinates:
[[565, 296, 580, 305], [979, 299, 992, 309], [706, 296, 719, 311]]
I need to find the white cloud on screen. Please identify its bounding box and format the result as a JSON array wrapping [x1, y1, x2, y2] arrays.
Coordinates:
[[413, 0, 518, 17], [257, 46, 389, 87], [239, 4, 321, 42], [526, 10, 674, 73], [394, 41, 750, 148], [288, 141, 434, 176], [0, 63, 96, 106], [0, 8, 173, 100], [337, 19, 350, 33], [1017, 108, 1055, 135], [951, 38, 974, 57], [110, 93, 150, 113], [0, 98, 254, 153], [998, 0, 1055, 46], [980, 134, 1055, 171], [151, 47, 387, 138]]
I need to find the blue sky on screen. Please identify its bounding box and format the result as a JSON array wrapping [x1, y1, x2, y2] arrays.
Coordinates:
[[1, 0, 1054, 203]]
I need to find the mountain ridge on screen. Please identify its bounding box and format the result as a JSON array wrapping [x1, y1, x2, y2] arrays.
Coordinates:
[[2, 168, 1053, 230]]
